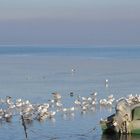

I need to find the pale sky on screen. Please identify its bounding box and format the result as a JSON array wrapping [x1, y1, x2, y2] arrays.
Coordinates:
[[0, 0, 140, 45]]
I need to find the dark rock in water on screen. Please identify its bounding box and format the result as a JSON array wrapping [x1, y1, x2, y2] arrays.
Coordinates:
[[70, 92, 74, 97]]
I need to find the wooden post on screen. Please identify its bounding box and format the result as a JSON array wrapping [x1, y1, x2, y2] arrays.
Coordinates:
[[21, 115, 28, 139]]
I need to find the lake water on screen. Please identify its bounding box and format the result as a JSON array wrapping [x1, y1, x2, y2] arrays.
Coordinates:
[[0, 45, 140, 140]]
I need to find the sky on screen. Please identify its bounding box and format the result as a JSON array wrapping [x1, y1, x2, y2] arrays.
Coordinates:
[[0, 0, 140, 45]]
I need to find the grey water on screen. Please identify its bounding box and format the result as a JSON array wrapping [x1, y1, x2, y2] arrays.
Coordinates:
[[0, 45, 140, 140]]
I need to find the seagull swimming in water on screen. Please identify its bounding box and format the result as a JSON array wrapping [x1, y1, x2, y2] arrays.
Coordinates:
[[105, 79, 109, 87], [71, 68, 76, 73], [52, 92, 61, 101]]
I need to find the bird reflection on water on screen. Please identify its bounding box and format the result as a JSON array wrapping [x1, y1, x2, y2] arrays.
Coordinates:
[[101, 134, 140, 140]]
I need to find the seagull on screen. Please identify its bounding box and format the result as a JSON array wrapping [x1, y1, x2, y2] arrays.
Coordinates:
[[105, 79, 109, 87], [0, 109, 4, 119], [48, 111, 56, 118], [74, 99, 81, 105], [52, 92, 61, 101], [71, 68, 76, 73]]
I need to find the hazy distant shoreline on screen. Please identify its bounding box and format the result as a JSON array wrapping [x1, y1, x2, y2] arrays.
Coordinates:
[[0, 45, 140, 59]]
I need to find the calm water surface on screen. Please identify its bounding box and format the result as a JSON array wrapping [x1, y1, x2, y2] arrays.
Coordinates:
[[0, 45, 140, 140]]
